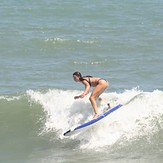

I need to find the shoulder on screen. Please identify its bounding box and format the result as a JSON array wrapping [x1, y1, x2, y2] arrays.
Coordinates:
[[82, 79, 90, 86]]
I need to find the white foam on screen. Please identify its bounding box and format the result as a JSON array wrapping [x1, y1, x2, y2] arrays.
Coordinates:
[[0, 95, 21, 101], [27, 89, 163, 149]]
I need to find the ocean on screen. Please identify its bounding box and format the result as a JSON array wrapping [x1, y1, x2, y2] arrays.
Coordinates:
[[0, 0, 163, 162]]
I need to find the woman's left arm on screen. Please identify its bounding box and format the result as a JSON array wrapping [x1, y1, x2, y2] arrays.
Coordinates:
[[74, 80, 90, 99]]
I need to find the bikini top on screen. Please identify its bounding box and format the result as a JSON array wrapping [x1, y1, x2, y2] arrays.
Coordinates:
[[82, 76, 93, 86]]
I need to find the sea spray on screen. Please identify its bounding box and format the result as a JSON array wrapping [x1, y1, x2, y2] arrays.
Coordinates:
[[26, 88, 163, 150]]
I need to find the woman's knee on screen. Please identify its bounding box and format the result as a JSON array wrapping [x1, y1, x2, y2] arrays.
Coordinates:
[[90, 95, 97, 102], [89, 95, 94, 102]]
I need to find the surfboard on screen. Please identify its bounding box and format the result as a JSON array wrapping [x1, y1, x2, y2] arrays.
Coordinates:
[[63, 104, 123, 136]]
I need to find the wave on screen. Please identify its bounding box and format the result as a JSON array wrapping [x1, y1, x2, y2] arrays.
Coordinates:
[[0, 93, 45, 137], [73, 59, 108, 65], [27, 88, 163, 150], [43, 37, 96, 45], [0, 88, 163, 151]]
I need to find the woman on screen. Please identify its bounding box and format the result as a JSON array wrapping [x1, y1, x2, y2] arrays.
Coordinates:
[[73, 71, 109, 119]]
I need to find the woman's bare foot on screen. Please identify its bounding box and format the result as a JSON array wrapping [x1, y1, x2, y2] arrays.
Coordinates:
[[107, 103, 111, 108], [99, 97, 111, 109], [98, 97, 102, 102], [93, 113, 100, 119]]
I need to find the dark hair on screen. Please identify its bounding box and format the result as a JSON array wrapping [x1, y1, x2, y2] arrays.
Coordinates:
[[73, 71, 83, 81]]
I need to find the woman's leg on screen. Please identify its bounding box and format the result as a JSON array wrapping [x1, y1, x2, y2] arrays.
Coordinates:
[[89, 81, 108, 119]]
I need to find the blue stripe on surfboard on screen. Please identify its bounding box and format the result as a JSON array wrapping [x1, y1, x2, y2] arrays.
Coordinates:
[[63, 104, 123, 136]]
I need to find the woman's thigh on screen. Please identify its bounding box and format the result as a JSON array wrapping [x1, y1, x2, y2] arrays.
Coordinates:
[[91, 84, 107, 98]]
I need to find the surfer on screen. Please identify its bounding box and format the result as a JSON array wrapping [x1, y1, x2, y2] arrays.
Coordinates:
[[73, 71, 109, 119]]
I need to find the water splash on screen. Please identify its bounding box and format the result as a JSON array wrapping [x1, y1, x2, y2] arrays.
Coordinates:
[[27, 89, 163, 150]]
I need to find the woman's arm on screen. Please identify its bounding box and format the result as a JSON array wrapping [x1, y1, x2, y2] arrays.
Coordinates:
[[74, 80, 90, 99]]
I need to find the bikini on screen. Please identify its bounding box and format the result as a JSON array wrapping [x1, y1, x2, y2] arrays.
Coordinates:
[[97, 78, 108, 85], [82, 76, 92, 86], [82, 76, 107, 87]]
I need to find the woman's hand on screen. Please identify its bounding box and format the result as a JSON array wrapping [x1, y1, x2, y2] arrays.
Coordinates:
[[74, 94, 85, 99]]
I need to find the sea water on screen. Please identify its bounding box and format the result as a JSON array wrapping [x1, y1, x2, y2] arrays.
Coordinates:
[[0, 0, 163, 163]]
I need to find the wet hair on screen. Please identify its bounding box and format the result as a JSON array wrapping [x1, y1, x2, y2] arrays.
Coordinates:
[[73, 71, 83, 81]]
